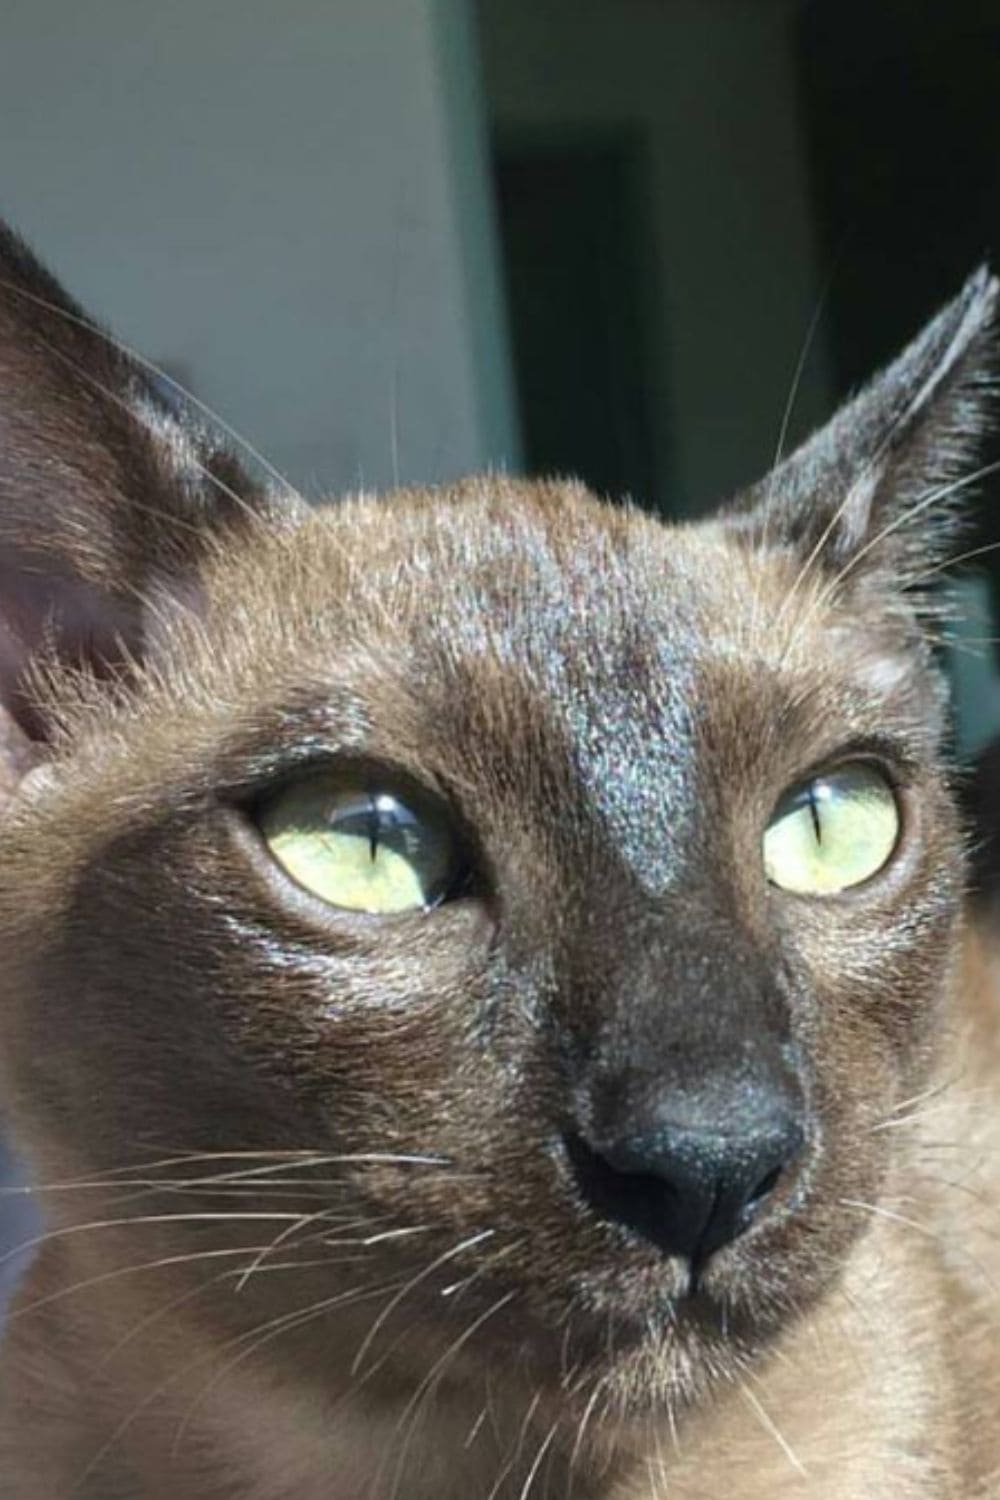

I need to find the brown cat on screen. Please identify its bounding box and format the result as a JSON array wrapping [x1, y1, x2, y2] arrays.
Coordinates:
[[0, 223, 998, 1498]]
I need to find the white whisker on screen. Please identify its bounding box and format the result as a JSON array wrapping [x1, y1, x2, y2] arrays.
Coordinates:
[[350, 1229, 493, 1377], [738, 1377, 808, 1479], [0, 1210, 310, 1270]]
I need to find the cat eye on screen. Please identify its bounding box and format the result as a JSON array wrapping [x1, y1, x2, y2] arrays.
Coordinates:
[[256, 773, 462, 915], [762, 762, 900, 896]]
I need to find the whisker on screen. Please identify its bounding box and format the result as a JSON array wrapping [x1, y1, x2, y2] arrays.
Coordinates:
[[464, 1403, 490, 1450], [840, 1196, 999, 1294], [0, 1210, 309, 1270], [915, 1167, 1000, 1219], [100, 1265, 251, 1370], [170, 1278, 404, 1459], [235, 1210, 430, 1294], [6, 1245, 268, 1323], [781, 455, 1000, 662], [737, 1376, 808, 1479], [750, 272, 835, 644], [382, 1289, 518, 1497], [902, 535, 1000, 589], [92, 1219, 392, 1364], [72, 1276, 396, 1492], [868, 1074, 961, 1131], [527, 1414, 560, 1500], [480, 1390, 541, 1500], [439, 1237, 522, 1301], [233, 1203, 374, 1292], [350, 1229, 494, 1378], [93, 1240, 380, 1370], [36, 334, 271, 532], [9, 1150, 451, 1196], [568, 1374, 606, 1472], [328, 1239, 516, 1411]]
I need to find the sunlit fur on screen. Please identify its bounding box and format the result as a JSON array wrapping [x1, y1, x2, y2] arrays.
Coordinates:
[[0, 227, 999, 1497]]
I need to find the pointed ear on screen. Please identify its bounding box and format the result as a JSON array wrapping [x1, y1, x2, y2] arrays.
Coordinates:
[[732, 267, 999, 587], [0, 223, 299, 793]]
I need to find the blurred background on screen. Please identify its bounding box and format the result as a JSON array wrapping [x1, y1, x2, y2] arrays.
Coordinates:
[[2, 0, 1000, 1302]]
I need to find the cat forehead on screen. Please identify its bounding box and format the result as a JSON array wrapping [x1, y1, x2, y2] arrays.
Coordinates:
[[205, 479, 887, 700], [216, 480, 757, 660], [184, 482, 921, 800]]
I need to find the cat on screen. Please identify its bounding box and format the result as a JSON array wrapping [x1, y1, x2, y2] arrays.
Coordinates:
[[0, 220, 998, 1499]]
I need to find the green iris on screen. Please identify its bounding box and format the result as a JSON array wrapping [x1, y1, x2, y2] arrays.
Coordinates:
[[258, 774, 459, 914], [763, 763, 900, 895]]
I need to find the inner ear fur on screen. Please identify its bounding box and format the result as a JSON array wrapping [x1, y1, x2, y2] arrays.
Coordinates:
[[0, 221, 295, 773]]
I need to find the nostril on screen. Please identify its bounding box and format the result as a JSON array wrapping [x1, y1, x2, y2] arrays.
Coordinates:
[[564, 1131, 667, 1243], [564, 1130, 694, 1265], [747, 1163, 783, 1208]]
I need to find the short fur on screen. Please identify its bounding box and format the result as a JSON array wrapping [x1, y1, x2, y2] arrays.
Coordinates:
[[0, 226, 997, 1497]]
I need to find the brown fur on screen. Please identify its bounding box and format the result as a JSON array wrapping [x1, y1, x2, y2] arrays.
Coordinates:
[[0, 227, 998, 1496]]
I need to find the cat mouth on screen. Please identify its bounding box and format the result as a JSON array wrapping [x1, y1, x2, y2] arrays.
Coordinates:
[[398, 1246, 778, 1404], [379, 1204, 799, 1376]]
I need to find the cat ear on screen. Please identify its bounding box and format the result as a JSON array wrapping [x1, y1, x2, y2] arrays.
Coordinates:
[[733, 267, 998, 587], [0, 223, 298, 791]]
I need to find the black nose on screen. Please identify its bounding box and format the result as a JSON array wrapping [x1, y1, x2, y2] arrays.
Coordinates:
[[566, 1108, 804, 1267]]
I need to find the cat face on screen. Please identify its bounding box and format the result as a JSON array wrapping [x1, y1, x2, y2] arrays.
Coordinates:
[[0, 229, 992, 1416]]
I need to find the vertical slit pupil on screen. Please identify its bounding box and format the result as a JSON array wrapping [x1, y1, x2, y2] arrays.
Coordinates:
[[808, 784, 822, 844]]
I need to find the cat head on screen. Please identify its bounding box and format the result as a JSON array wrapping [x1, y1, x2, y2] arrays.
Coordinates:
[[0, 225, 994, 1415]]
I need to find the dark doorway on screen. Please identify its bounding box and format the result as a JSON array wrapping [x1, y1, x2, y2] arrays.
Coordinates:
[[494, 129, 664, 510]]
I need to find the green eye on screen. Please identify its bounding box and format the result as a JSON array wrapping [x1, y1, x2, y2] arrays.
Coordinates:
[[257, 774, 461, 915], [763, 763, 900, 895]]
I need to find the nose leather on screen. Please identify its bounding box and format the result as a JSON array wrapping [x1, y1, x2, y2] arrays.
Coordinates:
[[567, 1098, 804, 1266]]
